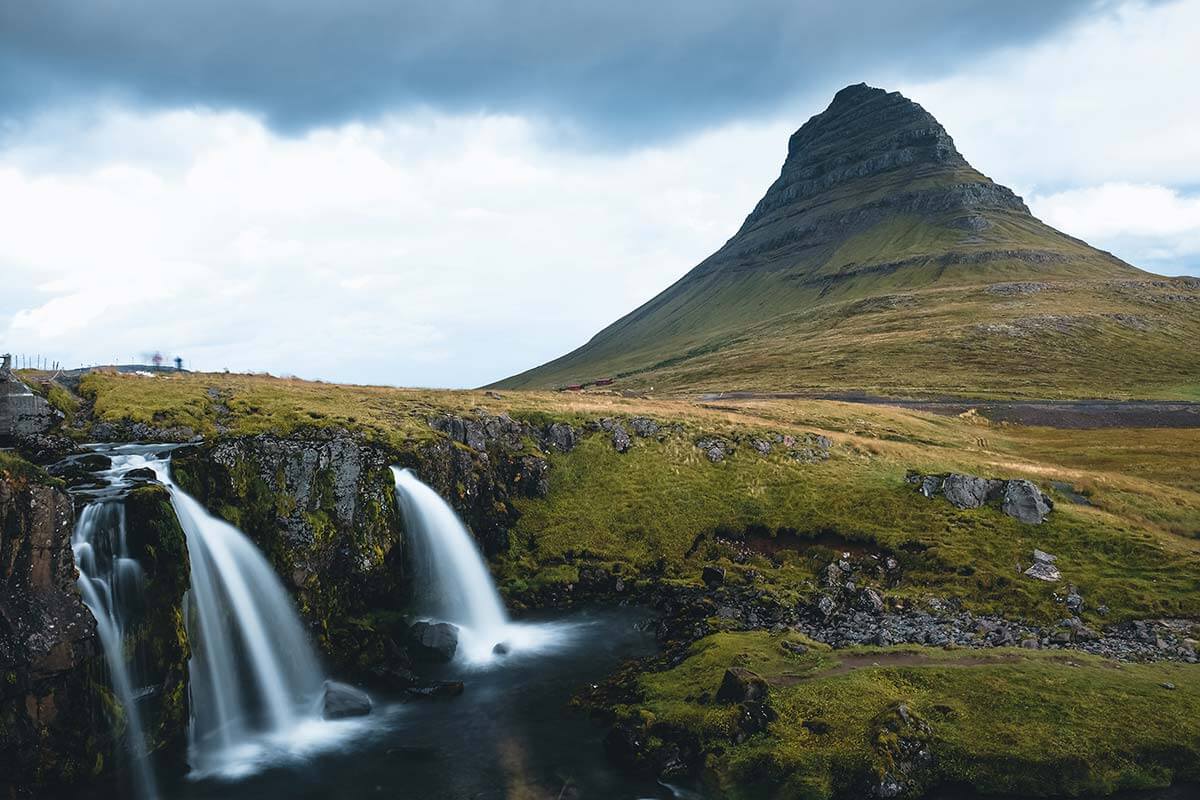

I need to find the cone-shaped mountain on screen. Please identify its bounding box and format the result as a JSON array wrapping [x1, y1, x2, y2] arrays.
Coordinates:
[[496, 84, 1199, 398]]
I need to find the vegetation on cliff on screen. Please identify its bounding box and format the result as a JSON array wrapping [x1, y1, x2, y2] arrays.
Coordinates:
[[495, 86, 1200, 399], [614, 631, 1200, 798]]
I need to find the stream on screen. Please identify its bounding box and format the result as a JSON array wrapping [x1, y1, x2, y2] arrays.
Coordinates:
[[158, 606, 685, 800]]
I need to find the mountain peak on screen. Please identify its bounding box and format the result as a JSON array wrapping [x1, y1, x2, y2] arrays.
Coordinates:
[[743, 84, 980, 229], [495, 84, 1167, 398]]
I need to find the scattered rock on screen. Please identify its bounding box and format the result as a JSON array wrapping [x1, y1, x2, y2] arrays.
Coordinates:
[[781, 640, 809, 655], [1161, 682, 1177, 691], [322, 680, 372, 719], [544, 422, 578, 452], [696, 437, 732, 462], [750, 437, 772, 455], [715, 667, 769, 704], [629, 417, 660, 438], [941, 474, 1002, 509], [600, 418, 632, 453], [859, 587, 885, 614], [701, 565, 726, 587], [409, 621, 460, 662], [1023, 561, 1061, 582], [404, 681, 465, 699], [1002, 480, 1054, 524]]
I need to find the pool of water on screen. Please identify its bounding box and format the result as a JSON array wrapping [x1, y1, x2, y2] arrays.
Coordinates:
[[160, 605, 689, 800]]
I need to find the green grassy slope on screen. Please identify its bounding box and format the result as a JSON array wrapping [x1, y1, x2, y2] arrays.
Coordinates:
[[495, 86, 1200, 398]]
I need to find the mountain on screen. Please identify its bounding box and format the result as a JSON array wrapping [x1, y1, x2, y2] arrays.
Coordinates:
[[496, 84, 1200, 399]]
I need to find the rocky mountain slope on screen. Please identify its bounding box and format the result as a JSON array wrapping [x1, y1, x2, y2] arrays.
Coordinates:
[[496, 84, 1200, 399]]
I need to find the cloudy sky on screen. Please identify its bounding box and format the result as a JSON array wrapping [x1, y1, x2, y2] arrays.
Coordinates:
[[1, 0, 1197, 387]]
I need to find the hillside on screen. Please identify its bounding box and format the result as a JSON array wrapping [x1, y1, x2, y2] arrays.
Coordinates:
[[496, 84, 1200, 399]]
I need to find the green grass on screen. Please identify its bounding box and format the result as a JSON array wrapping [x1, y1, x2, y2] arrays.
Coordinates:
[[493, 147, 1199, 400], [629, 631, 1200, 799], [78, 371, 1200, 624]]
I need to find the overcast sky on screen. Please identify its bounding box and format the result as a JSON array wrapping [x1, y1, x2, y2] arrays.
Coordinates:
[[1, 0, 1197, 387]]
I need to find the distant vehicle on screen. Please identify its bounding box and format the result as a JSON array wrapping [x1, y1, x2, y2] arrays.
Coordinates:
[[594, 378, 614, 386]]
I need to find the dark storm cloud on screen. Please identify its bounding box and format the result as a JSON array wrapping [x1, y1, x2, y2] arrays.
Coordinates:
[[0, 0, 1133, 140]]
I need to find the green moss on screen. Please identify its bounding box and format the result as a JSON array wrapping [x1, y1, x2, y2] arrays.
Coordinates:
[[629, 632, 1200, 799]]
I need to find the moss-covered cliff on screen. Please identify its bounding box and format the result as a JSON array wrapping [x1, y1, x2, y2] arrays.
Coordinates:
[[0, 459, 109, 795]]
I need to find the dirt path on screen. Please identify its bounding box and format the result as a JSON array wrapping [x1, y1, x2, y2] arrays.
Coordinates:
[[698, 392, 1200, 429]]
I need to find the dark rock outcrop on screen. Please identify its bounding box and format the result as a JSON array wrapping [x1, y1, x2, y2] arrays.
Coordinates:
[[1002, 480, 1055, 525], [715, 667, 769, 704], [0, 359, 60, 445], [322, 680, 372, 719], [908, 470, 1053, 523], [0, 470, 105, 795], [409, 621, 459, 663]]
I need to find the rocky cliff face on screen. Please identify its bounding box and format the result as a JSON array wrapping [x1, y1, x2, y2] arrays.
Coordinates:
[[0, 464, 192, 798], [0, 358, 60, 446], [0, 471, 107, 794], [168, 415, 562, 678]]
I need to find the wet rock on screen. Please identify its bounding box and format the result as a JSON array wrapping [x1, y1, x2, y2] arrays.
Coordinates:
[[404, 681, 465, 699], [1002, 480, 1054, 524], [322, 680, 373, 719], [716, 667, 769, 704], [492, 641, 511, 655], [124, 466, 158, 482], [701, 565, 726, 587], [409, 621, 460, 662]]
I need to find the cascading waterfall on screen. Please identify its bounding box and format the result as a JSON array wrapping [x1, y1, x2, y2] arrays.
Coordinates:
[[391, 467, 563, 663], [72, 446, 365, 786], [73, 488, 158, 800], [391, 467, 509, 633], [143, 457, 330, 778]]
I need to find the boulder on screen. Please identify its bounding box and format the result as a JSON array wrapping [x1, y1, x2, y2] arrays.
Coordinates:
[[629, 417, 660, 438], [1023, 561, 1061, 582], [941, 474, 1002, 509], [543, 422, 579, 452], [701, 565, 726, 587], [322, 680, 372, 719], [1002, 480, 1054, 524], [404, 680, 465, 699], [919, 475, 943, 498], [697, 437, 732, 462], [409, 621, 460, 662], [715, 667, 769, 704]]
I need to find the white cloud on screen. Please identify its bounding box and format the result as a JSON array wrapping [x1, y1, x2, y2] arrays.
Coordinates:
[[0, 107, 789, 386], [1030, 182, 1200, 273], [2, 1, 1197, 386], [903, 0, 1200, 193]]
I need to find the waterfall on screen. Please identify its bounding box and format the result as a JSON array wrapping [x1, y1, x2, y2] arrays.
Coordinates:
[[144, 458, 329, 778], [73, 493, 158, 800], [392, 467, 570, 664]]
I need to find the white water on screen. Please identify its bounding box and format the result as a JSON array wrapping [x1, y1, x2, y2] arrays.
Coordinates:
[[73, 493, 158, 800], [71, 446, 368, 782], [391, 467, 564, 664], [140, 455, 345, 778]]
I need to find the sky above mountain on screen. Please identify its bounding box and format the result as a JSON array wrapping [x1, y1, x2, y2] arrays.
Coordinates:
[[1, 0, 1197, 387]]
